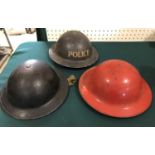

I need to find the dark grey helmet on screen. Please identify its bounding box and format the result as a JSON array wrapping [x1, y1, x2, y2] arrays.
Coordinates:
[[0, 59, 68, 119], [49, 31, 99, 68]]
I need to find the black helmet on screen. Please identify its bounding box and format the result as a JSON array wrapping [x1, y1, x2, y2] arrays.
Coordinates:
[[49, 30, 99, 68], [0, 59, 68, 119]]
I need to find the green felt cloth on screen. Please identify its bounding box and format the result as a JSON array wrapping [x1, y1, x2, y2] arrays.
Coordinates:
[[0, 41, 155, 127]]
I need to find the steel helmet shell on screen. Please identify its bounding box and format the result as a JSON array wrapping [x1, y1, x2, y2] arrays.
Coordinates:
[[0, 59, 68, 119], [49, 31, 99, 68], [79, 59, 152, 118]]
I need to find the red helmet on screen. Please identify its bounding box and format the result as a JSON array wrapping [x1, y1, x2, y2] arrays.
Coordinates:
[[79, 59, 152, 118]]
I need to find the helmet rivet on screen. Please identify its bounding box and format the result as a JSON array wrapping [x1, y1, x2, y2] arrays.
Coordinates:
[[25, 64, 31, 68]]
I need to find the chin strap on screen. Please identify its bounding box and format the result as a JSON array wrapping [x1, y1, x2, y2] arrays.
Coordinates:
[[67, 75, 77, 86]]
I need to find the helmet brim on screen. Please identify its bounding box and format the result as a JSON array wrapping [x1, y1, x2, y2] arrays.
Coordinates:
[[0, 69, 68, 120], [79, 67, 152, 118], [49, 45, 99, 68]]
